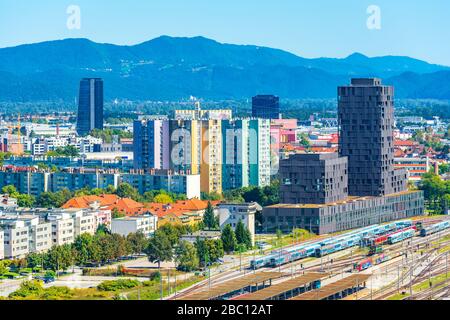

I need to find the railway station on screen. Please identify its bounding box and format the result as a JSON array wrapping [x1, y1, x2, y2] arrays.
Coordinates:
[[177, 272, 283, 300], [291, 274, 370, 300], [234, 272, 328, 300]]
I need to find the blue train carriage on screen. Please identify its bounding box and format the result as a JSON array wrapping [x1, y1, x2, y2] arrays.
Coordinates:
[[420, 220, 450, 237], [250, 254, 274, 269], [387, 228, 415, 244], [315, 235, 360, 257], [394, 219, 413, 229]]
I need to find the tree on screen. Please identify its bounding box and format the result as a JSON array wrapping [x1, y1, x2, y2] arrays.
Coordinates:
[[202, 201, 217, 230], [201, 192, 222, 201], [145, 232, 173, 269], [221, 224, 237, 253], [26, 252, 44, 269], [73, 233, 95, 266], [175, 241, 199, 272], [36, 189, 73, 208], [45, 244, 74, 271], [235, 220, 252, 249], [127, 232, 149, 255], [2, 185, 19, 197], [116, 183, 140, 201], [112, 208, 126, 219], [17, 194, 36, 207], [154, 194, 174, 204], [157, 224, 181, 246]]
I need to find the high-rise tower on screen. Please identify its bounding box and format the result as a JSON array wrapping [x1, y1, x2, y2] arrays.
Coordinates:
[[338, 78, 407, 196], [77, 78, 104, 136]]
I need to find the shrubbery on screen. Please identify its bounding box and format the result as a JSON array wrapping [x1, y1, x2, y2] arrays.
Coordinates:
[[97, 279, 141, 291]]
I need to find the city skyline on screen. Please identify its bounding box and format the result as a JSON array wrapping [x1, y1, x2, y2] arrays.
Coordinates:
[[1, 0, 450, 66]]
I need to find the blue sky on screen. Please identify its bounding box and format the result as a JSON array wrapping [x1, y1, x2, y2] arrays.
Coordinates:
[[1, 0, 449, 65]]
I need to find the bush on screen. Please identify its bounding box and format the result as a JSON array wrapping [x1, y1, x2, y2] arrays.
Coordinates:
[[97, 279, 140, 291]]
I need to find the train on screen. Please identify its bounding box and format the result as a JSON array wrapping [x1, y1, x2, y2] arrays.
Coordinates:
[[420, 220, 450, 237], [315, 235, 361, 257], [354, 254, 389, 271], [250, 219, 416, 269], [387, 227, 416, 244]]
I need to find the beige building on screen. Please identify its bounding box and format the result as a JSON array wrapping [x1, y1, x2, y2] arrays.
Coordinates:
[[218, 202, 261, 246], [0, 220, 29, 259], [47, 212, 75, 246]]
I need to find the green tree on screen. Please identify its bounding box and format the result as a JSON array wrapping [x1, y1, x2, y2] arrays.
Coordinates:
[[73, 234, 97, 266], [112, 208, 126, 219], [221, 224, 237, 254], [202, 201, 217, 230], [175, 241, 199, 272], [116, 183, 140, 201], [127, 232, 149, 255], [45, 244, 74, 271], [154, 194, 174, 204], [17, 194, 36, 207], [2, 185, 19, 197], [235, 220, 252, 249], [145, 232, 173, 270]]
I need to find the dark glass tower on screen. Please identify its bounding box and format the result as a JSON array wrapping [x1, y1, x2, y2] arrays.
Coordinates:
[[338, 78, 407, 197], [252, 95, 280, 119], [77, 78, 104, 136]]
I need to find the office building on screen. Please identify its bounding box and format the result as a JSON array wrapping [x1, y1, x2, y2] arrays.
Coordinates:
[[338, 78, 407, 196], [263, 190, 424, 234], [279, 153, 348, 205], [252, 95, 280, 119], [262, 79, 423, 235], [77, 78, 104, 136]]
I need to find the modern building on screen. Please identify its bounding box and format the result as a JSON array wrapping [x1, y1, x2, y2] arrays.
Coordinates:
[[252, 95, 280, 119], [133, 119, 170, 171], [338, 78, 407, 196], [222, 119, 271, 190], [262, 191, 424, 234], [218, 202, 261, 246], [279, 153, 348, 205], [111, 215, 157, 238], [262, 79, 424, 235], [77, 78, 104, 136]]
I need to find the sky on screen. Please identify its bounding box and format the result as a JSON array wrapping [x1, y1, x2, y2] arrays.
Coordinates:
[[1, 0, 449, 65]]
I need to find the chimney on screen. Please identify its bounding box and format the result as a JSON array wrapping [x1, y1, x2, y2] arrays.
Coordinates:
[[434, 162, 439, 175]]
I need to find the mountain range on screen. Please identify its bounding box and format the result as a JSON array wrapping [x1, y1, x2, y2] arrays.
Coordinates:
[[0, 36, 449, 102]]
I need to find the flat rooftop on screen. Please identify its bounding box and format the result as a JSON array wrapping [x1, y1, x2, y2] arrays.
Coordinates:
[[177, 272, 283, 300], [265, 190, 423, 210], [234, 272, 328, 300], [291, 274, 370, 300]]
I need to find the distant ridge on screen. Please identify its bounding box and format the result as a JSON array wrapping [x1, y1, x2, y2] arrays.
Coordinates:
[[0, 36, 449, 102]]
